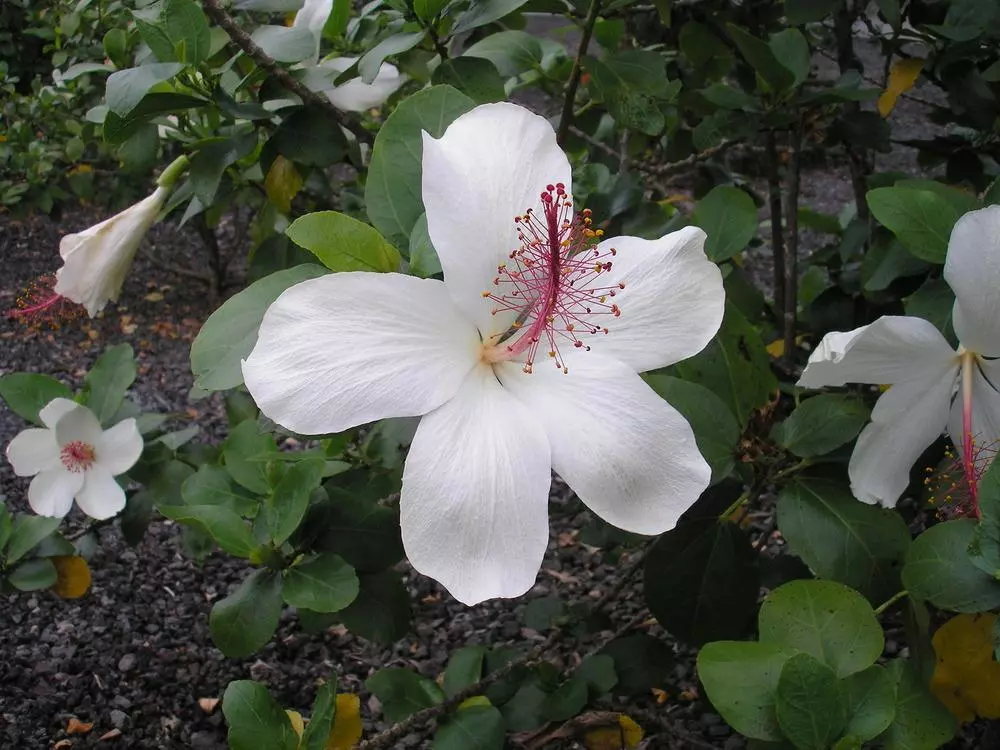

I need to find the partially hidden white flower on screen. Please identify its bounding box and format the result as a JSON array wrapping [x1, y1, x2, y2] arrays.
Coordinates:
[[293, 0, 333, 63], [54, 186, 168, 317], [5, 399, 143, 520], [242, 102, 726, 605], [798, 205, 1000, 508], [316, 56, 406, 113]]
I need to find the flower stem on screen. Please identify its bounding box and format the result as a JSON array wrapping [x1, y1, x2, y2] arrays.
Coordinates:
[[961, 349, 981, 518], [874, 590, 908, 616], [156, 154, 190, 188]]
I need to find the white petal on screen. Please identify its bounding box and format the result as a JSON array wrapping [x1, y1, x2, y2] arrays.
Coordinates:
[[498, 350, 710, 535], [293, 0, 333, 62], [75, 466, 126, 520], [243, 272, 479, 435], [6, 428, 60, 477], [587, 227, 724, 372], [54, 187, 167, 316], [947, 357, 1000, 458], [96, 418, 144, 476], [54, 404, 104, 447], [28, 468, 84, 518], [401, 364, 552, 605], [849, 368, 957, 506], [798, 316, 956, 388], [325, 62, 405, 112], [421, 102, 571, 337], [39, 397, 80, 429], [944, 205, 1000, 356]]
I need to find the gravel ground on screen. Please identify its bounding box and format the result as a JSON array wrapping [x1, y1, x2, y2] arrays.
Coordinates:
[[0, 37, 990, 750]]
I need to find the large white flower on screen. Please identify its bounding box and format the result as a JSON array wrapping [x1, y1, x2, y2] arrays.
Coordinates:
[[316, 56, 406, 113], [799, 205, 1000, 508], [5, 399, 143, 520], [54, 186, 168, 317], [243, 102, 725, 605], [293, 0, 333, 63]]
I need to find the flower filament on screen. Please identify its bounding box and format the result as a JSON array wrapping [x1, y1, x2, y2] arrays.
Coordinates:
[[60, 440, 96, 473], [483, 184, 623, 373]]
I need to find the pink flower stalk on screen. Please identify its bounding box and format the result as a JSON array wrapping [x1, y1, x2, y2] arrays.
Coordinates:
[[8, 274, 82, 329]]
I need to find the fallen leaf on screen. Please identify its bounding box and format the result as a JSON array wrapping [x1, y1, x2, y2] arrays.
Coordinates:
[[584, 714, 644, 750], [66, 718, 94, 735], [54, 740, 73, 749], [197, 697, 220, 714], [266, 155, 303, 215], [878, 57, 924, 117], [286, 709, 305, 737], [98, 729, 122, 741], [52, 556, 92, 599], [326, 694, 363, 750], [543, 568, 579, 584], [931, 612, 1000, 722], [144, 291, 164, 302]]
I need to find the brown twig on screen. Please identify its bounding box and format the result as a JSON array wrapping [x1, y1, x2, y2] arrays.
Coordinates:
[[556, 0, 602, 147], [643, 139, 738, 177], [200, 0, 371, 143], [782, 127, 803, 367], [765, 131, 786, 316]]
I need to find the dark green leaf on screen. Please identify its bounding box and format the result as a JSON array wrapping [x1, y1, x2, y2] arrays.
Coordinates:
[[283, 553, 359, 612], [542, 676, 589, 722], [577, 654, 618, 697], [860, 239, 930, 292], [286, 211, 401, 272], [464, 31, 543, 77], [162, 0, 211, 64], [263, 457, 324, 544], [266, 106, 348, 167], [367, 668, 445, 723], [866, 188, 962, 263], [452, 0, 530, 33], [182, 465, 256, 514], [301, 677, 337, 750], [881, 659, 957, 750], [210, 569, 284, 657], [358, 32, 426, 83], [600, 634, 673, 695], [6, 515, 62, 564], [905, 278, 957, 345], [522, 596, 565, 632], [772, 395, 870, 457], [432, 58, 506, 104], [222, 680, 299, 750], [432, 705, 505, 750], [222, 420, 277, 495], [318, 492, 404, 572], [692, 185, 758, 261], [189, 133, 258, 205], [726, 24, 795, 91], [443, 646, 487, 698], [105, 63, 184, 116], [776, 653, 845, 750], [408, 213, 442, 278], [902, 519, 1000, 612], [84, 344, 136, 425], [0, 374, 72, 425], [340, 570, 411, 643], [103, 92, 205, 145], [8, 557, 58, 591], [841, 665, 896, 741], [158, 505, 258, 557], [784, 0, 842, 24]]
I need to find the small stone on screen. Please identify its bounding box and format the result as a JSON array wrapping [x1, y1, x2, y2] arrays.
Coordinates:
[[701, 713, 723, 726], [708, 724, 731, 738], [109, 710, 128, 729], [112, 696, 132, 710], [118, 654, 137, 673]]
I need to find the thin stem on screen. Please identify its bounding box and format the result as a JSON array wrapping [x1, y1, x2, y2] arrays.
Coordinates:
[[783, 126, 802, 367], [556, 0, 602, 147], [874, 590, 909, 616], [765, 131, 786, 316], [200, 0, 370, 143]]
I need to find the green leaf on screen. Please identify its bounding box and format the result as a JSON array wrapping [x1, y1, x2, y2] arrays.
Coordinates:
[[861, 239, 930, 292], [182, 465, 256, 514], [264, 457, 325, 544], [300, 676, 337, 750], [726, 24, 795, 91], [104, 28, 129, 67], [191, 264, 327, 391], [464, 31, 543, 77], [644, 518, 759, 645], [443, 646, 487, 698], [358, 32, 426, 84], [84, 344, 136, 425], [772, 395, 870, 457], [283, 553, 359, 613], [670, 302, 778, 429], [541, 677, 588, 722], [583, 53, 673, 135], [431, 58, 506, 104], [266, 107, 348, 167], [432, 706, 505, 750], [645, 374, 740, 484], [759, 580, 884, 678], [776, 478, 911, 604], [6, 515, 62, 564], [452, 0, 530, 33], [365, 86, 476, 248], [210, 569, 284, 657], [577, 654, 618, 697], [286, 211, 401, 273], [692, 185, 758, 261], [223, 420, 277, 495], [775, 653, 846, 750], [189, 133, 258, 205], [700, 83, 757, 110], [0, 373, 72, 425], [8, 557, 58, 591], [408, 213, 442, 278], [600, 634, 673, 695], [162, 0, 211, 64], [0, 502, 12, 553], [866, 188, 962, 263], [340, 570, 411, 643], [902, 519, 1000, 612], [317, 492, 404, 572], [522, 596, 565, 631], [251, 25, 316, 62], [105, 63, 184, 117], [414, 0, 449, 20], [894, 179, 981, 215], [784, 0, 842, 24], [103, 92, 206, 145], [881, 659, 957, 750], [697, 641, 793, 741], [841, 665, 896, 741], [367, 668, 445, 723], [158, 505, 258, 557], [768, 28, 810, 87], [222, 680, 299, 750], [905, 278, 957, 345]]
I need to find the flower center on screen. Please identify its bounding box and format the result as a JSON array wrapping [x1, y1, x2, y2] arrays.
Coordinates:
[[60, 441, 96, 473], [481, 183, 623, 374], [8, 274, 81, 330]]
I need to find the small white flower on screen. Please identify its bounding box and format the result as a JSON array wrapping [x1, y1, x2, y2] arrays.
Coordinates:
[[799, 205, 1000, 508], [5, 399, 143, 520], [54, 186, 168, 317], [242, 102, 725, 605], [316, 56, 406, 113], [293, 0, 333, 62]]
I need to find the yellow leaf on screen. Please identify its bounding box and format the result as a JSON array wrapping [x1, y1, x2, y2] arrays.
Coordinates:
[[584, 714, 644, 750], [52, 556, 92, 599], [766, 339, 785, 358], [265, 156, 303, 215], [66, 717, 94, 735], [457, 696, 491, 710], [326, 694, 363, 750], [878, 58, 924, 117], [931, 613, 1000, 723], [286, 710, 305, 737]]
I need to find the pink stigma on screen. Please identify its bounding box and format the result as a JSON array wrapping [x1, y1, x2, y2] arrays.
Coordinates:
[[60, 441, 96, 473], [8, 274, 81, 329], [483, 183, 623, 374]]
